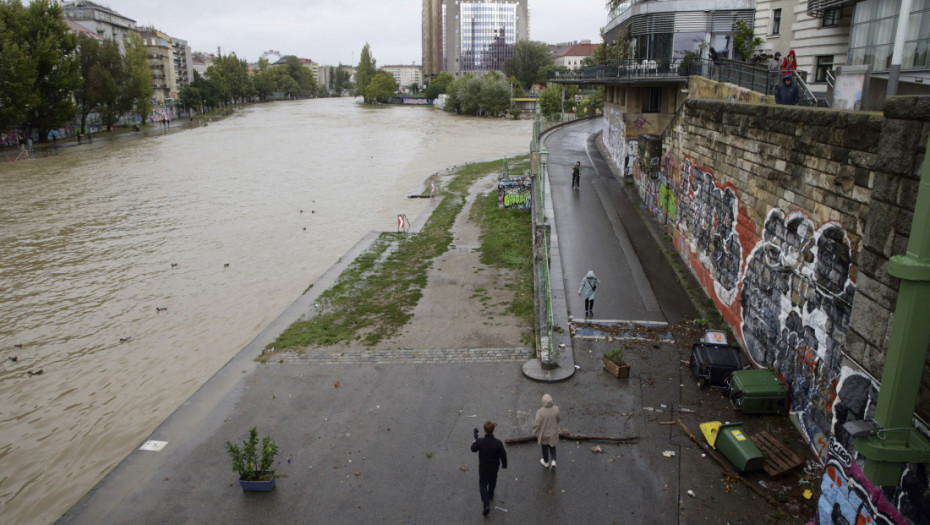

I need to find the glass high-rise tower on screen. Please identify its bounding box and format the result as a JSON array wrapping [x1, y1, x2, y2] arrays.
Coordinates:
[[423, 0, 529, 79]]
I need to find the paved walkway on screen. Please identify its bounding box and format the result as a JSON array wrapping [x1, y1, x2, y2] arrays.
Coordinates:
[[58, 121, 780, 525]]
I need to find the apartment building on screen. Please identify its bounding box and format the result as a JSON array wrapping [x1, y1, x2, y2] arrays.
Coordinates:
[[62, 0, 136, 54], [381, 65, 424, 92], [138, 27, 177, 103]]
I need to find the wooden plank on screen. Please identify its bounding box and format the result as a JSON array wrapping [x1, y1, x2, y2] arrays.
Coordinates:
[[750, 431, 804, 477]]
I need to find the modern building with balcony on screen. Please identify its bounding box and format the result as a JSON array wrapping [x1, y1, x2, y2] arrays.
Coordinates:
[[595, 1, 757, 153]]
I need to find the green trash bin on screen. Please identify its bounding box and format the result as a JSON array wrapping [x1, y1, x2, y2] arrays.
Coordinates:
[[727, 369, 790, 415], [715, 422, 765, 473]]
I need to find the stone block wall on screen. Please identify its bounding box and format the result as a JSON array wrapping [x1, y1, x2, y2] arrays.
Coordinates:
[[607, 95, 930, 523]]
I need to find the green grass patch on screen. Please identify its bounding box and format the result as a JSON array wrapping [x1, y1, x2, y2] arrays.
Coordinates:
[[269, 157, 515, 350]]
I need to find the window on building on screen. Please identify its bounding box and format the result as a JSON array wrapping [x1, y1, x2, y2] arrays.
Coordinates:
[[848, 0, 900, 71], [815, 55, 834, 82], [822, 8, 840, 27], [772, 9, 782, 35], [642, 87, 661, 113]]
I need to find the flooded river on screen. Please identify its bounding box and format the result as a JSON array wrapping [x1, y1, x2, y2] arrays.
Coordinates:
[[0, 98, 531, 524]]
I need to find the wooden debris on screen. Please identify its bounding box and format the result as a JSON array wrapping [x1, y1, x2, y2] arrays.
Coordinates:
[[749, 430, 804, 477], [505, 432, 639, 445]]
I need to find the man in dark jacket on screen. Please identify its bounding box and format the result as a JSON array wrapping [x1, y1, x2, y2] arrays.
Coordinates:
[[471, 420, 507, 516], [775, 76, 799, 105]]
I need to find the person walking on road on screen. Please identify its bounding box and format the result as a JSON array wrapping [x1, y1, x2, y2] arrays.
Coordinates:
[[471, 420, 507, 516], [571, 161, 581, 189], [578, 270, 601, 317], [533, 394, 561, 470]]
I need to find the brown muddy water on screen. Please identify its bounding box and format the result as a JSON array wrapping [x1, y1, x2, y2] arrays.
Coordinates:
[[0, 98, 531, 524]]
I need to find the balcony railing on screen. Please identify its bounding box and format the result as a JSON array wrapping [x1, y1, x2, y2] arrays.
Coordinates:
[[550, 58, 818, 107]]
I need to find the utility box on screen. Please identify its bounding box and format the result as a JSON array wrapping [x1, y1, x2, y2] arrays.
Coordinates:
[[727, 369, 791, 415], [715, 422, 765, 473], [690, 343, 741, 389]]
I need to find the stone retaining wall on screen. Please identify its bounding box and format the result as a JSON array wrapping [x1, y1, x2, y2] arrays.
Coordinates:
[[602, 95, 930, 523]]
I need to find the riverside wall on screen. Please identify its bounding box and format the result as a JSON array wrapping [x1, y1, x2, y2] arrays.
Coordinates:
[[601, 95, 930, 524]]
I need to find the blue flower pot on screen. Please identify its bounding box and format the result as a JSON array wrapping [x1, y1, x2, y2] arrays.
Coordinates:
[[238, 472, 275, 492]]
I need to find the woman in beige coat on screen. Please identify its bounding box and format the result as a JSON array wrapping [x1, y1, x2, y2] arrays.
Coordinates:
[[532, 393, 561, 468]]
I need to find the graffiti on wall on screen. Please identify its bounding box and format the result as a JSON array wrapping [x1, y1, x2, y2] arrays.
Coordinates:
[[740, 209, 857, 459], [497, 178, 532, 210], [818, 437, 908, 525], [602, 107, 626, 173], [675, 157, 745, 307], [824, 368, 930, 524]]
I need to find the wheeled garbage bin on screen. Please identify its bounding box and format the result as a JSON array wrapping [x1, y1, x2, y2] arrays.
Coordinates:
[[727, 369, 790, 415], [715, 422, 765, 473], [690, 343, 741, 389]]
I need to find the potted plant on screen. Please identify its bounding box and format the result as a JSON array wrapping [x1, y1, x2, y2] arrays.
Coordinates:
[[603, 346, 631, 378], [226, 426, 279, 492]]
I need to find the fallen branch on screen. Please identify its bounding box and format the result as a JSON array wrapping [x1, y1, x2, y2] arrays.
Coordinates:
[[677, 419, 775, 504], [505, 432, 639, 445]]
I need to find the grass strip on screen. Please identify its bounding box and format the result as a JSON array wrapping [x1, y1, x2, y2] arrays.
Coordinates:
[[269, 156, 530, 351]]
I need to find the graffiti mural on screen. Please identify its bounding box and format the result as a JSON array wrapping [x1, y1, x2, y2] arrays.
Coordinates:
[[740, 209, 857, 459], [675, 157, 745, 307], [497, 178, 532, 210], [602, 106, 626, 174], [818, 437, 908, 525], [825, 368, 930, 523]]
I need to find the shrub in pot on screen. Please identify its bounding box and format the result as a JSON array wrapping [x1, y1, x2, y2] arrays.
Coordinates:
[[603, 346, 630, 378], [226, 426, 279, 491]]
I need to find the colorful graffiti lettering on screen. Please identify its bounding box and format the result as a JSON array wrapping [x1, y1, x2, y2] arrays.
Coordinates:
[[818, 437, 908, 525], [497, 179, 532, 210], [633, 117, 650, 130], [675, 157, 744, 306], [740, 209, 856, 459]]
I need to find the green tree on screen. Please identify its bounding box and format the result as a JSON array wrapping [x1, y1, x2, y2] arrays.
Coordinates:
[[424, 71, 453, 100], [123, 32, 152, 124], [2, 0, 80, 140], [74, 34, 101, 134], [538, 85, 562, 117], [331, 63, 352, 95], [503, 40, 553, 90], [478, 73, 510, 115], [732, 20, 763, 61], [355, 43, 376, 101], [94, 38, 125, 131], [252, 57, 275, 101], [366, 71, 396, 103], [283, 55, 315, 97], [178, 83, 201, 114], [0, 1, 35, 130]]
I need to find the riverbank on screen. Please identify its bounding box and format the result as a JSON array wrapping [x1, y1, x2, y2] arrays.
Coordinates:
[[264, 156, 534, 355], [1, 98, 533, 525], [0, 105, 245, 163]]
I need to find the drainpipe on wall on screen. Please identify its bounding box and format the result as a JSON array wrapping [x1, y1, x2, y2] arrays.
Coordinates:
[[886, 0, 914, 98], [856, 132, 930, 486]]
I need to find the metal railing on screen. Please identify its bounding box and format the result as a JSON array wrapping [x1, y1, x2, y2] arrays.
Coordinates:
[[552, 57, 820, 107], [531, 110, 555, 367]]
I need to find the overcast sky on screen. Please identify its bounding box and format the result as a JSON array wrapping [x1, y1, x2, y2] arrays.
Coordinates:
[[101, 0, 609, 65]]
